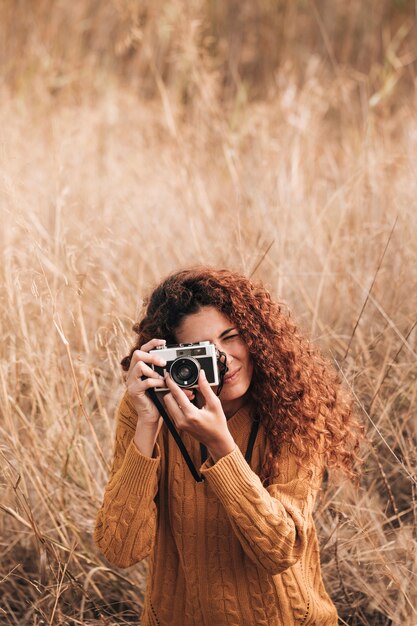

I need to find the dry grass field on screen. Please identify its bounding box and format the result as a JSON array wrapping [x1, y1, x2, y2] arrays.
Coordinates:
[[0, 1, 416, 624]]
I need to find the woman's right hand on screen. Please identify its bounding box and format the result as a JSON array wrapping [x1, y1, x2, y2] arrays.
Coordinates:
[[125, 338, 196, 457], [124, 339, 168, 427]]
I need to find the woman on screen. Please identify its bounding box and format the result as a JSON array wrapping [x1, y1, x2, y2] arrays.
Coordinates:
[[94, 267, 362, 625]]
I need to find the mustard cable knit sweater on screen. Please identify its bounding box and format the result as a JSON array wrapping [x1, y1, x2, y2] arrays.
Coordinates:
[[94, 393, 338, 626]]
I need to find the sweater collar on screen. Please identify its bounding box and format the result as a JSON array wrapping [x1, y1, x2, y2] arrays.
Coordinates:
[[226, 403, 254, 440]]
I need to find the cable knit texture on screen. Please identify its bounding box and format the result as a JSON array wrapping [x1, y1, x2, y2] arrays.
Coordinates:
[[94, 393, 338, 625]]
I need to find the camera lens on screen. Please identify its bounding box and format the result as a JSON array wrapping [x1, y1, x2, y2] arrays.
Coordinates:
[[178, 364, 192, 379], [170, 357, 200, 387]]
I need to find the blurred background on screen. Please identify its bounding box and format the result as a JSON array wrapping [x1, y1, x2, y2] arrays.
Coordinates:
[[0, 1, 416, 624]]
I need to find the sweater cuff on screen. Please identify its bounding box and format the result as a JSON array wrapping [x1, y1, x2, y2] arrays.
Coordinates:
[[200, 445, 259, 504], [117, 439, 161, 496]]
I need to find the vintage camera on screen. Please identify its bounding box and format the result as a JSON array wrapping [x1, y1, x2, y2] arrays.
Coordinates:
[[149, 341, 220, 391]]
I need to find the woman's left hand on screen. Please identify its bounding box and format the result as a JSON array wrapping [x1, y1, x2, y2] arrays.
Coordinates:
[[163, 370, 236, 462]]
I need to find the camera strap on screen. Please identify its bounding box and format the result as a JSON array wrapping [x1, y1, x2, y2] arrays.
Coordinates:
[[145, 386, 260, 482]]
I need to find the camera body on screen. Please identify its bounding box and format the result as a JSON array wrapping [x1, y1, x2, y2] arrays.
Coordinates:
[[149, 341, 219, 391]]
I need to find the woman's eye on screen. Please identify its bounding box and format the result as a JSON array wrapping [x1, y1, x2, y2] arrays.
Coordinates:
[[223, 334, 240, 341]]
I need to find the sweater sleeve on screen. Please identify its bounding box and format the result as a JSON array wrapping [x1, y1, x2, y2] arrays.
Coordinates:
[[200, 444, 323, 576], [93, 393, 161, 569]]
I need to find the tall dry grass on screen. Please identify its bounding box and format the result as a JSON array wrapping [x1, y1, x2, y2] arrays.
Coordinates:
[[1, 1, 417, 624], [2, 0, 416, 102]]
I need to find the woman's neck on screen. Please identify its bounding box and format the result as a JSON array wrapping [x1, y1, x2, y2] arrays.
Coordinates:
[[222, 392, 251, 419]]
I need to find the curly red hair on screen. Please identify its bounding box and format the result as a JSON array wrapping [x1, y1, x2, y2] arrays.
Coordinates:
[[121, 267, 363, 483]]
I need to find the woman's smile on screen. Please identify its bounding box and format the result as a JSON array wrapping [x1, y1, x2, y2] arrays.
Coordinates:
[[223, 367, 241, 384]]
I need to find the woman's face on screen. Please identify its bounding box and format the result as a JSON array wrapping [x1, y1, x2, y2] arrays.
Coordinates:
[[175, 306, 254, 417]]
